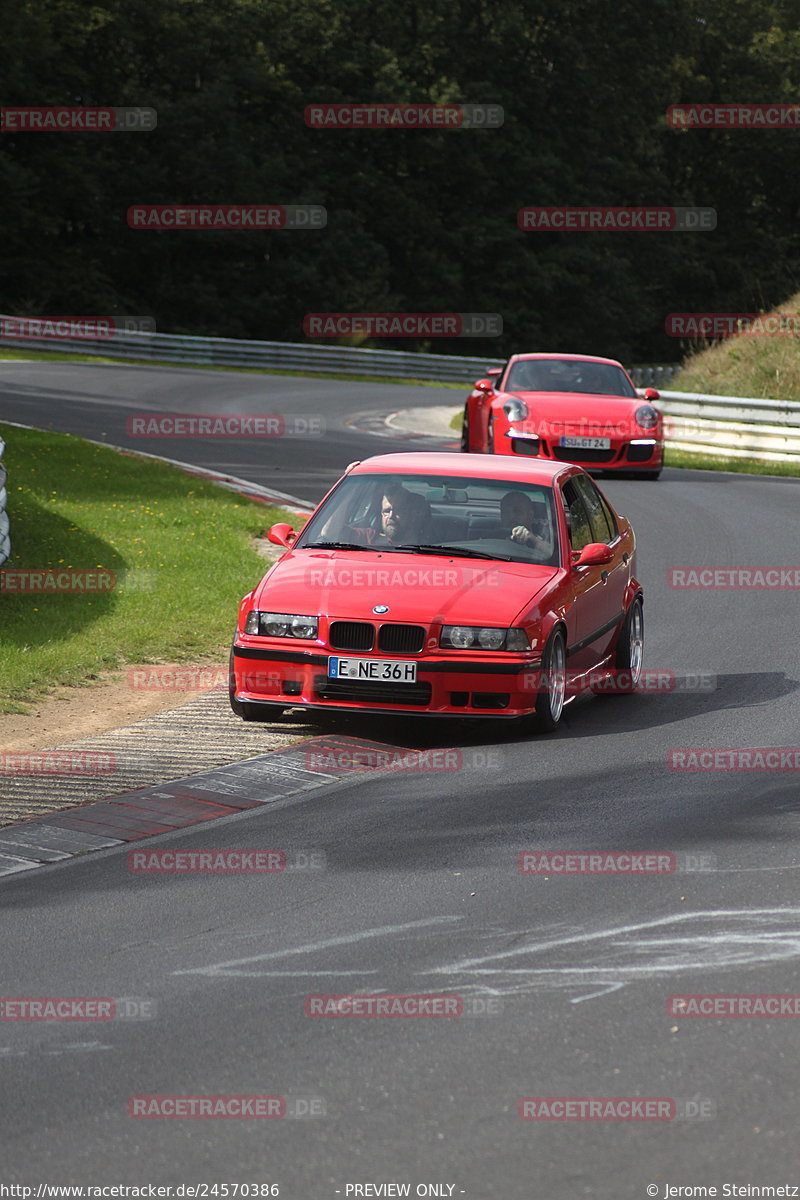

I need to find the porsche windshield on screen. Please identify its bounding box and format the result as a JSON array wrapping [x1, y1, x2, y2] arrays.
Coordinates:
[[297, 473, 561, 566], [504, 358, 637, 397]]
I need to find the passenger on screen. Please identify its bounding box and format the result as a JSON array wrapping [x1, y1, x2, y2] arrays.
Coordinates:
[[499, 491, 553, 556]]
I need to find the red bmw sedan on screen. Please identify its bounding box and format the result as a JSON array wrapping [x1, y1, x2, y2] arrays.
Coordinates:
[[461, 352, 663, 479], [229, 453, 644, 732]]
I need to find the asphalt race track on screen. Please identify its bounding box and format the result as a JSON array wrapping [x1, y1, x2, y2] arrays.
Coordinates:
[[3, 361, 800, 1197]]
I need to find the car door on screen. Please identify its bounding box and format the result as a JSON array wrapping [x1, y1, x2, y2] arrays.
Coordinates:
[[569, 474, 630, 662], [558, 477, 621, 672]]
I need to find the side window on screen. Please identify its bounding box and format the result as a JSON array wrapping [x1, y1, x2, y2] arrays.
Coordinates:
[[573, 475, 616, 543], [560, 480, 593, 553]]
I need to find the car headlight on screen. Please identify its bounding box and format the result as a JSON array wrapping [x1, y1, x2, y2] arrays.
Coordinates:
[[440, 625, 531, 651], [503, 397, 529, 423], [634, 405, 659, 430], [244, 610, 318, 639]]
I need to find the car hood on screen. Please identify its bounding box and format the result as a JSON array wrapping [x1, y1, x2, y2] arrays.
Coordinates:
[[253, 549, 559, 626], [504, 390, 653, 426]]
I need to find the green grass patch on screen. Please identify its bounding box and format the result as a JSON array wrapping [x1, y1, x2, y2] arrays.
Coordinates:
[[450, 409, 464, 432], [0, 423, 295, 712], [672, 292, 800, 401], [663, 446, 800, 477], [0, 345, 469, 389]]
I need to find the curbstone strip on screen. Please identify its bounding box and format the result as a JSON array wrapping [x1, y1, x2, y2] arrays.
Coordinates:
[[0, 735, 421, 878]]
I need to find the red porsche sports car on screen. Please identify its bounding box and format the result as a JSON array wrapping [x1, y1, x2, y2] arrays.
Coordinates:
[[461, 352, 663, 479], [229, 452, 643, 731]]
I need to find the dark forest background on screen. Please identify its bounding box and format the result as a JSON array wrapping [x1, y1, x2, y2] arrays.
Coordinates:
[[2, 0, 800, 361]]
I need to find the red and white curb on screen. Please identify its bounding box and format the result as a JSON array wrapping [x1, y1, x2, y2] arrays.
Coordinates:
[[0, 736, 423, 877]]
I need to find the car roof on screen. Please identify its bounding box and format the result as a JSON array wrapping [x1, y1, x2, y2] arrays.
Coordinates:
[[348, 451, 574, 485], [505, 352, 626, 368]]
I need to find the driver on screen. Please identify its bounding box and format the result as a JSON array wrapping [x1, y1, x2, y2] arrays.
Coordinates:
[[352, 485, 430, 547]]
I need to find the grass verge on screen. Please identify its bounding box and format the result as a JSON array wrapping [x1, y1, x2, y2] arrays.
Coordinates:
[[0, 423, 295, 713]]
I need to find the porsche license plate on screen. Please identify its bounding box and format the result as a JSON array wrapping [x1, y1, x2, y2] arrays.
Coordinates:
[[560, 436, 611, 449], [328, 656, 417, 683]]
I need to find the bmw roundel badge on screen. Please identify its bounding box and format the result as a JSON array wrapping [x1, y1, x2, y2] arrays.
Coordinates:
[[373, 604, 390, 614]]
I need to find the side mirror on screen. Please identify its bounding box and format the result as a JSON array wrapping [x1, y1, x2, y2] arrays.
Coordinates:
[[487, 367, 502, 378], [267, 523, 297, 548], [573, 542, 614, 567], [642, 387, 660, 401], [474, 378, 494, 393]]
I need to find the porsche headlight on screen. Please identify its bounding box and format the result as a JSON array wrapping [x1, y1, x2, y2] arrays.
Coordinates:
[[245, 611, 318, 639], [503, 397, 529, 423], [634, 405, 659, 430], [440, 625, 531, 651]]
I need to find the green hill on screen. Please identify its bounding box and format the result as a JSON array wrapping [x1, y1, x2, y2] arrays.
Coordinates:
[[673, 294, 800, 402]]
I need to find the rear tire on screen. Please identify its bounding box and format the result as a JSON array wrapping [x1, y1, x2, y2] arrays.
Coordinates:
[[531, 629, 567, 732], [594, 596, 643, 694]]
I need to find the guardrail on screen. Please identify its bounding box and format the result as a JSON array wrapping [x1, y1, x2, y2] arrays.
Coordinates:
[[0, 435, 9, 566], [0, 319, 684, 387], [2, 318, 798, 461], [656, 390, 800, 462]]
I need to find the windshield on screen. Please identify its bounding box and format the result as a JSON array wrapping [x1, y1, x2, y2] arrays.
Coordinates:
[[504, 358, 637, 397], [297, 472, 561, 566]]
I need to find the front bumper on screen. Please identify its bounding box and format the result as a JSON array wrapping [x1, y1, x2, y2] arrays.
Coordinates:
[[232, 642, 544, 718], [503, 428, 663, 469]]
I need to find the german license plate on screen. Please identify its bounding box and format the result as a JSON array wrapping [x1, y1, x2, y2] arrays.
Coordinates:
[[560, 436, 611, 449], [328, 656, 417, 683]]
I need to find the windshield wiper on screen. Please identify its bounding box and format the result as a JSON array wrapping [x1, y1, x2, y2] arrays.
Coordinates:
[[302, 540, 371, 551], [392, 543, 514, 561]]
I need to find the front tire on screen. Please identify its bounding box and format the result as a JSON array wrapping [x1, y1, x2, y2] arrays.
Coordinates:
[[531, 628, 567, 732]]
